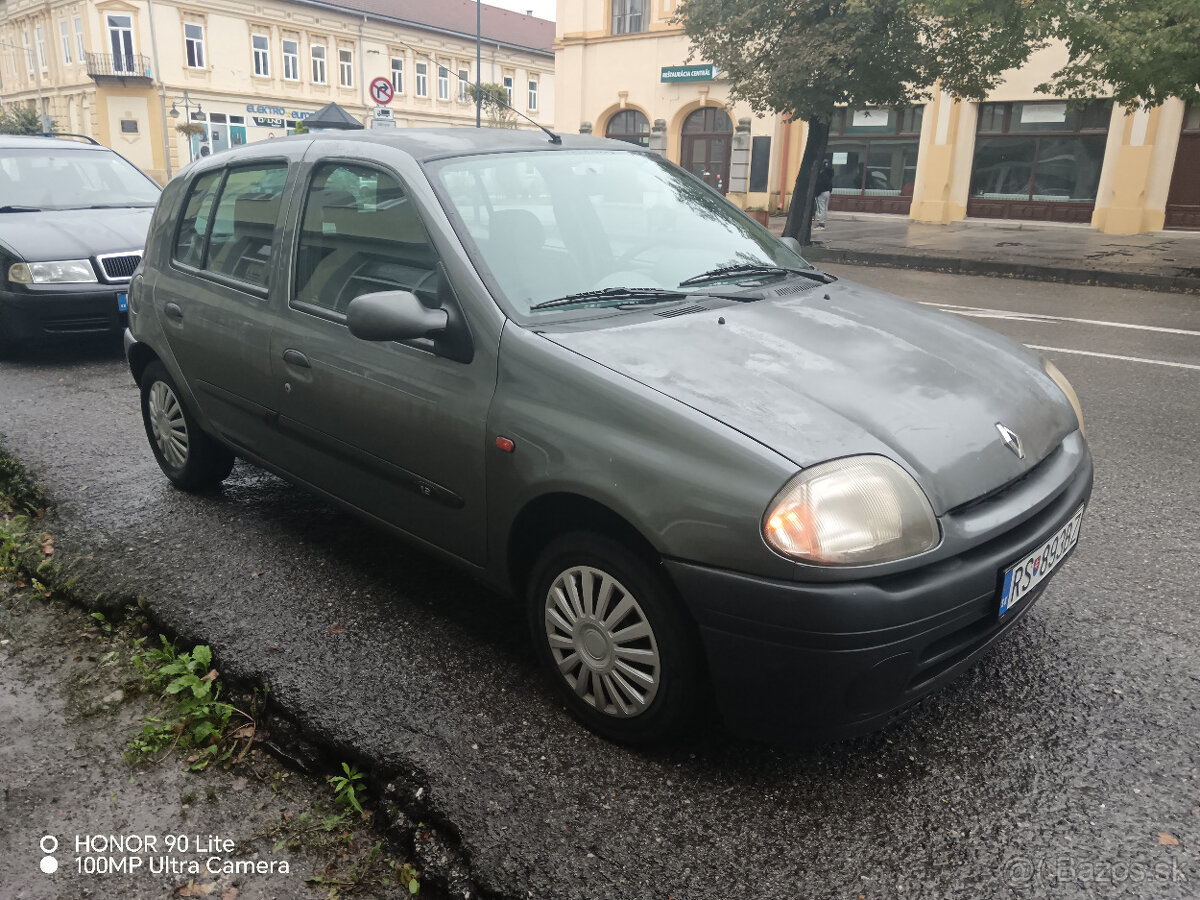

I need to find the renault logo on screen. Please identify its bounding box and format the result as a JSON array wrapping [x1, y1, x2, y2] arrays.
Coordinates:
[[996, 423, 1024, 459]]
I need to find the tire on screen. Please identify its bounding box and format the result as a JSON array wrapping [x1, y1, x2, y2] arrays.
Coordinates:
[[528, 532, 705, 744], [139, 360, 234, 490]]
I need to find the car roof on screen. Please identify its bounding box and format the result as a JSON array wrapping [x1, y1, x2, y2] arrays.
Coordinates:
[[250, 128, 638, 163], [0, 134, 109, 151]]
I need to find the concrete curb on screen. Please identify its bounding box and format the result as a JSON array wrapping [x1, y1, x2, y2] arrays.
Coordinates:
[[802, 247, 1200, 294]]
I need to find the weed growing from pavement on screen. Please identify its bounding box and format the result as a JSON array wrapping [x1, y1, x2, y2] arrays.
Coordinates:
[[329, 761, 367, 814]]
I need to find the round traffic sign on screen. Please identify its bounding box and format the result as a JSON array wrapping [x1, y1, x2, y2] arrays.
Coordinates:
[[370, 76, 395, 105]]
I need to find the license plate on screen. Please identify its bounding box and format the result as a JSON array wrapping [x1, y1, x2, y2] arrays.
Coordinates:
[[999, 504, 1085, 617], [117, 292, 129, 312]]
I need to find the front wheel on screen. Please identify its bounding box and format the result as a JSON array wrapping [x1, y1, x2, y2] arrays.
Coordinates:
[[139, 360, 234, 490], [528, 533, 705, 743]]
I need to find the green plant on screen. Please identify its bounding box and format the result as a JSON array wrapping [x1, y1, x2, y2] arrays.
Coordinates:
[[0, 104, 45, 135], [126, 637, 250, 770], [328, 762, 366, 814]]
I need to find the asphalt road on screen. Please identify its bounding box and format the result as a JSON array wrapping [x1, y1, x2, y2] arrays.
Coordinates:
[[1, 267, 1197, 899]]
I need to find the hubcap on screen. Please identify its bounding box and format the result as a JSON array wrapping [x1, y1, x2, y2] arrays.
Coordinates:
[[543, 565, 661, 718], [147, 381, 189, 470]]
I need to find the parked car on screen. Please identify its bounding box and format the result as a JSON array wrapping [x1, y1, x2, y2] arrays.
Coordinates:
[[0, 134, 160, 355], [125, 130, 1091, 743]]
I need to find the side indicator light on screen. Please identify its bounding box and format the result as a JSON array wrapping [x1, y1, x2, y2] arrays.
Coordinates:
[[495, 436, 515, 453]]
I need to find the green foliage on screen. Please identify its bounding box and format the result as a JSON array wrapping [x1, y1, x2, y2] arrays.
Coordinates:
[[1036, 0, 1200, 108], [292, 120, 309, 135], [127, 637, 240, 770], [328, 762, 366, 814], [0, 104, 44, 135], [468, 83, 519, 129]]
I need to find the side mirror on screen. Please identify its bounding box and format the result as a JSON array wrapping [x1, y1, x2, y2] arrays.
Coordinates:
[[779, 236, 803, 255], [346, 290, 448, 343]]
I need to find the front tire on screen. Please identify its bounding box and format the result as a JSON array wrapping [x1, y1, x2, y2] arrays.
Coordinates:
[[528, 533, 705, 744], [139, 360, 234, 490]]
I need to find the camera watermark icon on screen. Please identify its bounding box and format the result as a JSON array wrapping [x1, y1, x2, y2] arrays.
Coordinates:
[[40, 835, 58, 874]]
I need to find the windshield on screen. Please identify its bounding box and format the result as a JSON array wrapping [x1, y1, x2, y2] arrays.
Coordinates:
[[429, 150, 811, 316], [0, 147, 160, 210]]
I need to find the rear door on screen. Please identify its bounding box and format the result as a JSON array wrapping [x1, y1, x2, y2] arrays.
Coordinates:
[[155, 152, 298, 450], [267, 153, 495, 564]]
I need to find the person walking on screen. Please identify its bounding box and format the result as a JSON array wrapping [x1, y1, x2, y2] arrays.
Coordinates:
[[814, 161, 834, 229]]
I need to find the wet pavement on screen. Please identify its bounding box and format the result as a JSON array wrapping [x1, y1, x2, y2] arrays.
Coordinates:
[[776, 214, 1200, 293], [0, 269, 1198, 900]]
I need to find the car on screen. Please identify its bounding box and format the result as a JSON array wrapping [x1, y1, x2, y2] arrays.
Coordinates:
[[125, 129, 1092, 743], [0, 134, 160, 355]]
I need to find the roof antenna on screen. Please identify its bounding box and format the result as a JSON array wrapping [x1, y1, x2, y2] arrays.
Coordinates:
[[469, 80, 561, 144]]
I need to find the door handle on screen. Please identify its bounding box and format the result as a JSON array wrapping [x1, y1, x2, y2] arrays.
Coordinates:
[[164, 302, 183, 321], [282, 348, 311, 368]]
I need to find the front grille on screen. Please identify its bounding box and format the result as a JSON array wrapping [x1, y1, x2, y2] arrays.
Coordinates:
[[43, 315, 112, 334], [97, 252, 141, 282]]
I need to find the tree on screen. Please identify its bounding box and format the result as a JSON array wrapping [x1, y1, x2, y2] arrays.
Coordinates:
[[468, 83, 519, 129], [0, 104, 44, 135], [1036, 0, 1200, 109], [677, 0, 1043, 243]]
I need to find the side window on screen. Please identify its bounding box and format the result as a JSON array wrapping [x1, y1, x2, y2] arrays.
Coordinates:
[[204, 165, 288, 288], [172, 171, 224, 268], [294, 163, 439, 315]]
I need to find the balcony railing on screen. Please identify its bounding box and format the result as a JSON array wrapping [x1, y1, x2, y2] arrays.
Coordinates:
[[85, 52, 152, 81]]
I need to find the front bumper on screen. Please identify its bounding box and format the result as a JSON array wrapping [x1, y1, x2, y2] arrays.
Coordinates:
[[666, 444, 1094, 741], [0, 283, 128, 345]]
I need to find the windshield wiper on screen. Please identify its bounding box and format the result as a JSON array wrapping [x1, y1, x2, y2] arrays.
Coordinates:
[[530, 287, 687, 311], [0, 205, 41, 213], [678, 263, 832, 287], [77, 204, 156, 209]]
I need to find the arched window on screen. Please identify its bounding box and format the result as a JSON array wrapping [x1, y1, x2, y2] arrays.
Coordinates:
[[680, 107, 733, 193], [605, 110, 650, 148]]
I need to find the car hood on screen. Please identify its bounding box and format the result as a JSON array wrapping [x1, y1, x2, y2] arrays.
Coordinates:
[[539, 280, 1079, 514], [0, 207, 154, 261]]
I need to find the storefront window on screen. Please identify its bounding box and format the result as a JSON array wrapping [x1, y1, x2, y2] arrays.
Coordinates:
[[970, 100, 1110, 203], [826, 107, 923, 198]]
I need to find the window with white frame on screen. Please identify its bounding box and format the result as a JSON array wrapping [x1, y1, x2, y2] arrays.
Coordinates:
[[282, 39, 298, 80], [74, 16, 84, 60], [611, 0, 647, 34], [22, 29, 32, 75], [390, 56, 404, 93], [252, 33, 269, 77], [59, 20, 72, 64], [503, 75, 513, 106], [415, 61, 427, 97], [528, 76, 538, 111], [457, 67, 469, 102], [437, 65, 449, 100], [35, 25, 47, 70], [184, 23, 204, 68], [311, 43, 326, 83], [338, 47, 352, 87]]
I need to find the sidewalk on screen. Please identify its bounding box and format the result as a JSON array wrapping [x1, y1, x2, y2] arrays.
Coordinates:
[[770, 213, 1200, 293]]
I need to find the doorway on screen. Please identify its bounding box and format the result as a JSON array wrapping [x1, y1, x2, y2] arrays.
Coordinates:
[[106, 15, 135, 74], [681, 107, 732, 195], [1165, 107, 1200, 229]]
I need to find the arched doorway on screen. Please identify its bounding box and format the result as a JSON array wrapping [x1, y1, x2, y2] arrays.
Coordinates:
[[681, 107, 732, 194], [606, 109, 650, 147]]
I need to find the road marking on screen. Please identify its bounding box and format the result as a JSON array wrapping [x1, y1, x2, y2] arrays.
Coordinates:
[[924, 302, 1200, 337], [1026, 345, 1200, 371]]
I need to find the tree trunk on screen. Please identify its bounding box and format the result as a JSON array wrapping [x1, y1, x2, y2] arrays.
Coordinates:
[[782, 116, 831, 246]]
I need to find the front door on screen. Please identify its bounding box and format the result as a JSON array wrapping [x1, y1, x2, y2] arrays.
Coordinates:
[[270, 158, 493, 564], [107, 15, 135, 74], [680, 107, 732, 195], [1166, 134, 1200, 230]]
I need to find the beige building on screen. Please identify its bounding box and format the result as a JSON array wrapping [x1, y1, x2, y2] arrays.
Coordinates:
[[555, 1, 1198, 234], [0, 0, 555, 184]]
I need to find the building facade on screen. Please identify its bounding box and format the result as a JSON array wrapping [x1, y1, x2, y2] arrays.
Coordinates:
[[555, 2, 1198, 234], [0, 0, 555, 184]]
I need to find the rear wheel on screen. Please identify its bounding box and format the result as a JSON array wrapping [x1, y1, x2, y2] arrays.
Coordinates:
[[139, 360, 234, 490], [528, 532, 705, 743]]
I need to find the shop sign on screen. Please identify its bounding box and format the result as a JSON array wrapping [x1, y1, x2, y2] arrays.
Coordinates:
[[245, 104, 313, 121], [252, 116, 286, 128], [661, 64, 718, 83]]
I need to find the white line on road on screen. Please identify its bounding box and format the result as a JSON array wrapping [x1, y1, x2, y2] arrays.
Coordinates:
[[924, 302, 1200, 337], [1026, 345, 1200, 371]]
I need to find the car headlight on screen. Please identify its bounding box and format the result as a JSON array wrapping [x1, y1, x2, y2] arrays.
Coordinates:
[[763, 455, 940, 565], [8, 260, 98, 285], [1043, 359, 1085, 436]]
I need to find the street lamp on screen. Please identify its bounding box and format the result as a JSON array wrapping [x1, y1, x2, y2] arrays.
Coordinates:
[[168, 90, 204, 162]]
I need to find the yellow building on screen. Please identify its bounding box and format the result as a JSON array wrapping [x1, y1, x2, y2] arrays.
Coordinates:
[[554, 3, 1198, 234], [0, 0, 555, 184]]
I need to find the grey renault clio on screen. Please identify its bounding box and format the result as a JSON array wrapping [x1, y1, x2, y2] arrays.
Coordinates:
[[125, 129, 1091, 743]]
